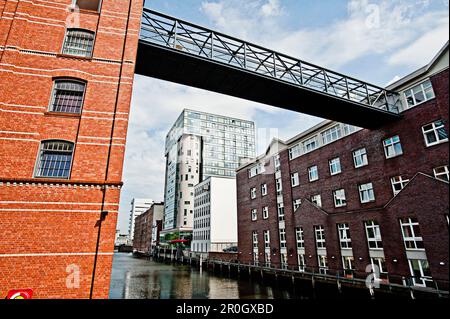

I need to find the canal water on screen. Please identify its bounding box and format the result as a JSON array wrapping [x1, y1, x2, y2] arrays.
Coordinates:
[[109, 252, 302, 299]]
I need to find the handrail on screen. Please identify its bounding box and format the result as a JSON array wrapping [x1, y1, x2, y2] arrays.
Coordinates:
[[140, 8, 402, 114]]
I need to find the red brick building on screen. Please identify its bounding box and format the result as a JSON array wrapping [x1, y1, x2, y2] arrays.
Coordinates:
[[0, 0, 142, 298], [236, 43, 449, 289], [133, 202, 164, 255]]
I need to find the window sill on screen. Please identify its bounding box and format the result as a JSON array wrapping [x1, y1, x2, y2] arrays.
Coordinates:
[[77, 9, 101, 16], [425, 139, 448, 148], [385, 154, 403, 160], [56, 53, 93, 61], [44, 111, 81, 118]]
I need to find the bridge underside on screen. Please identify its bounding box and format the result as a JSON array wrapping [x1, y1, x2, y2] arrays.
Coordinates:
[[135, 42, 401, 129]]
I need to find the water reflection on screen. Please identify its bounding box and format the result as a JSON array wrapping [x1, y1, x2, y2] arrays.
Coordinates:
[[109, 253, 296, 299]]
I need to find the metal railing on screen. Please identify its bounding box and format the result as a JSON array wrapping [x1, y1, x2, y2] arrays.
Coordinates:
[[207, 259, 449, 296], [140, 9, 402, 113]]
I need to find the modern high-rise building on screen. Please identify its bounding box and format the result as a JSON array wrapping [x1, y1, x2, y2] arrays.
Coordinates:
[[128, 198, 153, 241], [162, 109, 256, 239]]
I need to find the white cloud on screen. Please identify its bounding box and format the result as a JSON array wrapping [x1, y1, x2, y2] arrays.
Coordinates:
[[261, 0, 283, 17]]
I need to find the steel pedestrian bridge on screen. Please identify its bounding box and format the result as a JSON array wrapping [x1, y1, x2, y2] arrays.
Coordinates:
[[136, 9, 402, 129]]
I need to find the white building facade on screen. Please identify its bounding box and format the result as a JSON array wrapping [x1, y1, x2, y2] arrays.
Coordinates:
[[128, 198, 153, 241], [162, 109, 255, 238], [191, 176, 238, 256]]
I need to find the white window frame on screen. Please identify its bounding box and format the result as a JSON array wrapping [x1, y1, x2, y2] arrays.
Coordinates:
[[311, 194, 322, 207], [370, 257, 388, 280], [291, 172, 300, 187], [329, 157, 341, 175], [251, 209, 257, 221], [365, 220, 383, 249], [434, 165, 449, 182], [333, 189, 346, 207], [383, 135, 403, 159], [318, 255, 328, 274], [250, 187, 256, 199], [293, 199, 301, 212], [264, 230, 270, 249], [279, 228, 286, 249], [298, 254, 306, 272], [391, 176, 410, 196], [261, 183, 268, 196], [408, 259, 433, 287], [359, 182, 375, 203], [252, 231, 258, 249], [302, 136, 318, 154], [338, 223, 352, 249], [262, 206, 269, 219], [295, 227, 304, 248], [400, 217, 424, 250], [277, 202, 285, 222], [308, 165, 319, 182], [276, 177, 282, 195], [404, 79, 435, 109], [422, 120, 448, 147], [314, 225, 326, 248], [353, 147, 368, 168], [322, 124, 342, 145]]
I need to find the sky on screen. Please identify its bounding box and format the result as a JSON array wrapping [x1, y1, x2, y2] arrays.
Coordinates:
[[117, 0, 449, 234]]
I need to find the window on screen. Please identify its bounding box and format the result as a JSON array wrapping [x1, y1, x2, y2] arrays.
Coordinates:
[[408, 259, 433, 287], [329, 157, 341, 175], [338, 223, 352, 249], [391, 176, 409, 196], [343, 124, 357, 135], [288, 144, 301, 160], [314, 225, 326, 248], [353, 148, 368, 168], [318, 255, 328, 274], [291, 172, 300, 187], [311, 194, 322, 207], [293, 199, 301, 212], [277, 203, 285, 222], [274, 155, 281, 171], [34, 140, 74, 179], [62, 28, 95, 57], [365, 220, 383, 249], [298, 254, 306, 272], [262, 206, 269, 219], [295, 227, 304, 248], [400, 217, 424, 250], [303, 136, 318, 153], [74, 0, 101, 11], [370, 257, 388, 280], [333, 189, 346, 207], [434, 165, 449, 182], [308, 165, 318, 182], [404, 79, 435, 108], [261, 183, 267, 196], [264, 230, 270, 249], [250, 187, 256, 199], [359, 182, 375, 203], [249, 163, 264, 178], [342, 256, 355, 272], [422, 120, 448, 147], [279, 228, 286, 248], [251, 209, 257, 221], [322, 125, 342, 144], [252, 231, 258, 249], [49, 80, 85, 114], [276, 178, 282, 195], [383, 135, 403, 159], [281, 253, 288, 269]]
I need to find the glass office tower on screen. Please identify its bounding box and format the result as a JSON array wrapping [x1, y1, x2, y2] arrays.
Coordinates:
[[162, 109, 256, 237]]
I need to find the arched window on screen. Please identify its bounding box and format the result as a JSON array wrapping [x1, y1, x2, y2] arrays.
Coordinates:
[[49, 79, 86, 114], [62, 28, 95, 57], [35, 140, 75, 179]]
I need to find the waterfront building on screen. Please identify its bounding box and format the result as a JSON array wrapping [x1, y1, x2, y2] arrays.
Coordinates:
[[0, 0, 141, 298], [161, 109, 256, 241], [236, 43, 449, 288], [128, 198, 153, 241], [191, 176, 238, 257], [132, 202, 164, 254]]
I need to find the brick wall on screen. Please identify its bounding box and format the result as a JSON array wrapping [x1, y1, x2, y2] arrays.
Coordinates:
[[237, 69, 449, 285], [0, 0, 142, 298]]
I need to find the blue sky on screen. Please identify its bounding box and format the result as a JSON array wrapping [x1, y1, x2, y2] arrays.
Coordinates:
[[117, 0, 449, 234]]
